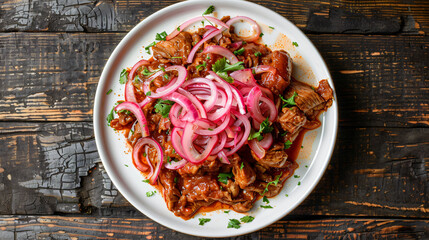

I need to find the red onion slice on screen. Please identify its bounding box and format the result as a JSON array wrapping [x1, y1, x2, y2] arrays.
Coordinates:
[[182, 122, 218, 164], [230, 69, 257, 86], [115, 101, 150, 137], [164, 158, 187, 170], [132, 137, 164, 184], [171, 127, 189, 160], [203, 45, 239, 64], [143, 65, 187, 99], [188, 29, 222, 64], [246, 86, 266, 123], [225, 111, 251, 156], [217, 150, 230, 164], [248, 138, 266, 159], [230, 85, 246, 115], [195, 114, 231, 135], [167, 16, 228, 41], [164, 92, 199, 123], [125, 59, 150, 103], [226, 16, 261, 42], [177, 88, 207, 119], [207, 71, 233, 121], [133, 144, 150, 172], [259, 132, 273, 150], [211, 132, 227, 155]]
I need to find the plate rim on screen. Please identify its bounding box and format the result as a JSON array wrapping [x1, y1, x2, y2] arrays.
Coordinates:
[[93, 0, 338, 237]]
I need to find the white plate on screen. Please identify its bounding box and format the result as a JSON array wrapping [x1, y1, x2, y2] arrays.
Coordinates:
[[94, 0, 338, 237]]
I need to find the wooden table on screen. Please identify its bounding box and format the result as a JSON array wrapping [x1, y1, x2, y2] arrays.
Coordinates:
[[0, 0, 428, 239]]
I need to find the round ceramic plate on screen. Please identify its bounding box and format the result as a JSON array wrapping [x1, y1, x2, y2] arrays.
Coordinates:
[[94, 0, 338, 237]]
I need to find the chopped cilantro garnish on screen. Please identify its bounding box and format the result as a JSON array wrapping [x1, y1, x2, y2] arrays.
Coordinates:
[[155, 31, 168, 41], [171, 56, 182, 59], [201, 20, 205, 26], [259, 33, 264, 37], [311, 86, 315, 90], [199, 218, 211, 226], [130, 129, 134, 135], [142, 179, 150, 183], [305, 165, 308, 168], [233, 47, 245, 55], [218, 172, 233, 184], [208, 128, 213, 131], [154, 99, 175, 118], [284, 140, 292, 149], [146, 191, 156, 197], [196, 61, 207, 71], [141, 67, 154, 76], [301, 145, 304, 149], [260, 205, 273, 208], [262, 173, 282, 195], [146, 91, 152, 96], [281, 131, 288, 136], [145, 41, 156, 54], [285, 194, 289, 197], [224, 210, 230, 213], [240, 162, 244, 170], [124, 164, 128, 167], [106, 106, 115, 125], [212, 57, 244, 83], [263, 196, 269, 204], [106, 89, 112, 95], [227, 219, 241, 229], [143, 152, 147, 157], [119, 69, 128, 84], [177, 27, 180, 31], [298, 181, 301, 185], [174, 177, 177, 183], [134, 75, 140, 84], [292, 41, 299, 47], [269, 26, 275, 29], [203, 5, 215, 15], [164, 74, 169, 79], [166, 156, 171, 164], [248, 117, 273, 141], [280, 92, 298, 108], [294, 175, 300, 178], [240, 216, 255, 223], [254, 51, 262, 57]]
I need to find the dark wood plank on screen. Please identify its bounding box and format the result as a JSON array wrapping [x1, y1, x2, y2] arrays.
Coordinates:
[[0, 0, 427, 34], [1, 32, 428, 126], [0, 122, 427, 218], [0, 215, 427, 239]]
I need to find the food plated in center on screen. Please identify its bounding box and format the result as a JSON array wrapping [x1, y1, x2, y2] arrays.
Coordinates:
[[106, 5, 334, 221]]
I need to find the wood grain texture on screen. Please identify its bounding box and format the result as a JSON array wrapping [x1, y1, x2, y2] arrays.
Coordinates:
[[0, 0, 427, 34], [0, 215, 427, 240], [1, 33, 428, 126], [0, 122, 427, 218]]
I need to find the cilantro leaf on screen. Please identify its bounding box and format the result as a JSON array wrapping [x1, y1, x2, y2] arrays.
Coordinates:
[[254, 51, 262, 57], [262, 173, 282, 195], [119, 69, 128, 84], [224, 210, 230, 213], [198, 218, 211, 226], [280, 92, 298, 108], [240, 162, 244, 170], [142, 179, 150, 183], [212, 57, 244, 83], [227, 219, 241, 229], [146, 191, 156, 197], [260, 205, 273, 208], [196, 61, 207, 71], [234, 47, 245, 55], [218, 172, 233, 184], [203, 5, 215, 15], [154, 99, 175, 118], [284, 140, 292, 149], [155, 31, 167, 41], [263, 196, 269, 204], [145, 41, 156, 54], [106, 89, 112, 95], [240, 216, 255, 223], [106, 105, 115, 125], [248, 118, 273, 141], [292, 41, 299, 47]]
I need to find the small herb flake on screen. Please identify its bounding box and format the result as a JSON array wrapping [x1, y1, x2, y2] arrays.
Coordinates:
[[171, 56, 182, 59], [143, 152, 147, 157], [198, 218, 211, 226], [174, 177, 178, 183], [285, 194, 289, 197], [305, 165, 308, 168], [311, 86, 315, 90], [146, 191, 156, 197], [254, 51, 262, 57], [124, 164, 128, 167], [240, 162, 244, 170], [227, 219, 241, 229], [146, 91, 152, 96], [262, 173, 282, 195], [119, 69, 128, 84], [240, 216, 255, 223], [260, 205, 273, 209], [218, 172, 233, 184], [294, 175, 300, 178], [106, 89, 112, 95], [106, 106, 115, 125], [155, 31, 167, 41], [203, 5, 215, 15], [298, 181, 301, 186], [224, 210, 230, 213], [263, 196, 269, 204], [301, 145, 304, 149], [145, 41, 156, 54], [259, 33, 264, 37], [177, 27, 180, 31], [130, 129, 134, 135], [280, 92, 298, 108], [233, 48, 245, 55], [292, 41, 299, 47], [269, 26, 275, 29], [142, 179, 150, 183], [196, 61, 207, 71], [284, 140, 292, 149]]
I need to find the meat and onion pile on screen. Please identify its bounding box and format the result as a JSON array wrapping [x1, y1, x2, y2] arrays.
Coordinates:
[[108, 12, 333, 219]]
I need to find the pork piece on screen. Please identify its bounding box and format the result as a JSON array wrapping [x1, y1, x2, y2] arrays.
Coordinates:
[[240, 43, 271, 68], [181, 175, 230, 202], [251, 144, 288, 168], [152, 32, 192, 64], [259, 50, 292, 95], [316, 79, 334, 102], [230, 154, 256, 189], [278, 106, 307, 135], [230, 191, 255, 212], [283, 79, 326, 117], [158, 169, 180, 211], [245, 180, 284, 197]]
